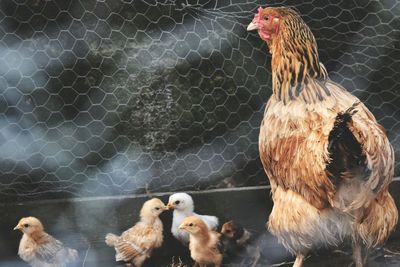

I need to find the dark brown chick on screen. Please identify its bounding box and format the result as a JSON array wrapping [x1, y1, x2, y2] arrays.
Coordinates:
[[179, 216, 223, 267], [14, 216, 78, 267], [221, 220, 251, 247], [248, 6, 398, 267], [220, 220, 251, 259]]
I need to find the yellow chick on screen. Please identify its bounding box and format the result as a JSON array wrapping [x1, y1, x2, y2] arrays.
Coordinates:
[[14, 216, 78, 267], [179, 216, 223, 267], [105, 198, 168, 267]]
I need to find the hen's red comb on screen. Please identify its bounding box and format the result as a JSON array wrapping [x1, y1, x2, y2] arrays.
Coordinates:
[[253, 6, 263, 23]]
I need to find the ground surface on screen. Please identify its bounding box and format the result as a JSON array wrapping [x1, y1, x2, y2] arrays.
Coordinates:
[[1, 183, 400, 267]]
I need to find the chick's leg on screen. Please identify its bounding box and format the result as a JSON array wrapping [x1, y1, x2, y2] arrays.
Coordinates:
[[214, 256, 223, 267], [132, 254, 147, 267], [293, 254, 305, 267]]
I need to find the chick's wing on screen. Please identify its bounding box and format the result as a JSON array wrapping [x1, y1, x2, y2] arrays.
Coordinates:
[[114, 223, 157, 261], [35, 234, 64, 263]]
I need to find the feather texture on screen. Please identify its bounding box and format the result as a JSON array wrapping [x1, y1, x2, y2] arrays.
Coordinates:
[[168, 193, 219, 245], [180, 216, 223, 267]]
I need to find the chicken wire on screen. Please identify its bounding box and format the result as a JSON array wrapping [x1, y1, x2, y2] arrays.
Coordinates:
[[0, 0, 399, 201]]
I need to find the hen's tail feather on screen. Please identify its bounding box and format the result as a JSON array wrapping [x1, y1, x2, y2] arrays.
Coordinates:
[[105, 233, 119, 247]]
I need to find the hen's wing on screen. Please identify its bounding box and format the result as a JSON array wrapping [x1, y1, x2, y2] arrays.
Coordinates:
[[327, 84, 394, 211], [327, 102, 370, 183]]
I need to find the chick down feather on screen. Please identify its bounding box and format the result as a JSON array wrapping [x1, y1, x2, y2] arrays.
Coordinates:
[[168, 192, 219, 245]]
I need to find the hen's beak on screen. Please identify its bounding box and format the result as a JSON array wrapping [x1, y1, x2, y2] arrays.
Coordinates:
[[167, 203, 174, 210], [13, 224, 21, 231], [247, 21, 258, 31]]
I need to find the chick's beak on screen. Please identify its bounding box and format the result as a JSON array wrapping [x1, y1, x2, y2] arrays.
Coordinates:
[[167, 203, 174, 210], [179, 224, 186, 230], [247, 21, 258, 31], [13, 224, 21, 231], [163, 205, 169, 211]]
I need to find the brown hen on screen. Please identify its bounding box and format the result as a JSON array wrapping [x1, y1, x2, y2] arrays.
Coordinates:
[[248, 6, 398, 267]]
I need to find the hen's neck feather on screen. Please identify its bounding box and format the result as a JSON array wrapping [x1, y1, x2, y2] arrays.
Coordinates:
[[269, 15, 329, 104]]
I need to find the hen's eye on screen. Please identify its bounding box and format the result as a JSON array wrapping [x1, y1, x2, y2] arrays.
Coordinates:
[[174, 200, 180, 205], [263, 16, 269, 21], [23, 224, 29, 228]]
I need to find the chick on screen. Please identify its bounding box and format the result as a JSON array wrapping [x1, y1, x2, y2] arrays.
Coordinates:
[[220, 220, 251, 258], [14, 216, 78, 267], [179, 216, 223, 267], [105, 198, 167, 267], [168, 192, 219, 245], [221, 220, 251, 247]]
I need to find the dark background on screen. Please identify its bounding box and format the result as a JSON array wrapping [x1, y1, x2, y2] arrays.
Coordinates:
[[0, 0, 399, 202]]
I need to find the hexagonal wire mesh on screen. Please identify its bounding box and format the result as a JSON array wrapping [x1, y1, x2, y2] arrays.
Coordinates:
[[0, 0, 399, 201]]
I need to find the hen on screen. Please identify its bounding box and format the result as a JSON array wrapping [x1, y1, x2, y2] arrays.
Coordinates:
[[247, 6, 398, 267], [14, 217, 78, 267], [105, 198, 167, 267]]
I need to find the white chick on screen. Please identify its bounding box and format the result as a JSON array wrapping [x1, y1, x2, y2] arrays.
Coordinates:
[[105, 198, 168, 267], [168, 192, 219, 245], [14, 216, 78, 267]]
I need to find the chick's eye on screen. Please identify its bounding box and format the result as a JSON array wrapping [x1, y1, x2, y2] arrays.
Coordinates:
[[188, 223, 193, 227], [23, 224, 29, 228], [155, 207, 160, 210], [174, 200, 180, 205]]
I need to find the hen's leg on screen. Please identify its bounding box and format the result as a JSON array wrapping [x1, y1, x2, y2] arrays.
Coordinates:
[[293, 254, 305, 267], [352, 241, 367, 267]]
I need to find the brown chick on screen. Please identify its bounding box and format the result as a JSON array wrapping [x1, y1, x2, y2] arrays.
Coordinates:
[[105, 198, 167, 267], [179, 216, 223, 267], [14, 216, 78, 267]]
